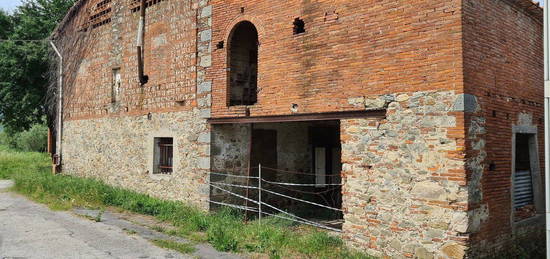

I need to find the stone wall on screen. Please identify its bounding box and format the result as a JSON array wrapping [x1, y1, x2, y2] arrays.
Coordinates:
[[62, 109, 211, 210], [341, 91, 469, 259], [57, 0, 214, 209], [54, 0, 544, 257]]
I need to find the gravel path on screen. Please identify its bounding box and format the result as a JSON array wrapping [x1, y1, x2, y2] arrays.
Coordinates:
[[0, 180, 241, 259]]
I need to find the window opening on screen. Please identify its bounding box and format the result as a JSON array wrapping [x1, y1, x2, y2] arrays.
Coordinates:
[[154, 137, 173, 174], [228, 21, 258, 106], [513, 134, 536, 221], [111, 68, 121, 104]]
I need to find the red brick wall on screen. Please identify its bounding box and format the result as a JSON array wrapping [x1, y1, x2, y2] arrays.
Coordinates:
[[208, 0, 464, 118], [462, 0, 544, 253], [56, 0, 198, 121]]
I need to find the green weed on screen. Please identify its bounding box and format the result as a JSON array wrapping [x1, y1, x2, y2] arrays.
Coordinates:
[[152, 239, 197, 254], [0, 145, 374, 259]]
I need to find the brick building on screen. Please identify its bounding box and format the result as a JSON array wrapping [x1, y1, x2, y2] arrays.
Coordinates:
[[51, 0, 544, 257]]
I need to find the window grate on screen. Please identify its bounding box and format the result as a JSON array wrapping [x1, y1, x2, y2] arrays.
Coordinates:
[[154, 138, 173, 174]]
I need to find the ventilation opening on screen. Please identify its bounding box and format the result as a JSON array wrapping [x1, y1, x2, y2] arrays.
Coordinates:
[[131, 0, 166, 13], [228, 21, 258, 106], [513, 133, 536, 221], [96, 0, 111, 8], [293, 18, 305, 35]]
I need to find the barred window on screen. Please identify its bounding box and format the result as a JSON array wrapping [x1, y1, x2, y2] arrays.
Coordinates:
[[154, 137, 173, 174]]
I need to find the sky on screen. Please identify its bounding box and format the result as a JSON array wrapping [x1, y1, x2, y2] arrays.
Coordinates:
[[0, 0, 23, 13]]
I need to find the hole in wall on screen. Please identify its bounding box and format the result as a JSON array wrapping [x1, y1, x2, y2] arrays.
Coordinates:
[[240, 7, 245, 13], [216, 41, 224, 49], [492, 110, 497, 117], [489, 162, 496, 171], [293, 18, 305, 35], [291, 104, 299, 113]]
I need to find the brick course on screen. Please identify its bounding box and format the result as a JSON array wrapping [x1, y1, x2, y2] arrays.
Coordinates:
[[53, 0, 543, 257]]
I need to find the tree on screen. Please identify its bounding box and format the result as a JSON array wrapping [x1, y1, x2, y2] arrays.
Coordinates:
[[0, 0, 74, 133]]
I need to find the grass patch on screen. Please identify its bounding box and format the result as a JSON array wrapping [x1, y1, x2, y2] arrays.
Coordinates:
[[151, 225, 166, 233], [124, 228, 138, 235], [0, 145, 374, 258], [152, 239, 197, 254]]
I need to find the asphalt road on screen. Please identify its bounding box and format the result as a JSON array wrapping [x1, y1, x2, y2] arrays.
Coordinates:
[[0, 180, 189, 259]]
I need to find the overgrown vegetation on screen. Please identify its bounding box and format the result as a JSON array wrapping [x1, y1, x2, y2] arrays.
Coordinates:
[[0, 123, 48, 152], [0, 145, 373, 259], [0, 0, 76, 133]]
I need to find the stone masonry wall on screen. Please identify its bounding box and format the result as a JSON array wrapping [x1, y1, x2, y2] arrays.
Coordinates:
[[57, 0, 214, 209], [63, 109, 211, 209], [54, 0, 544, 257], [341, 91, 468, 259]]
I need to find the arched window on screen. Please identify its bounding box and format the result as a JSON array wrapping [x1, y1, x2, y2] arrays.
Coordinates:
[[228, 21, 258, 106]]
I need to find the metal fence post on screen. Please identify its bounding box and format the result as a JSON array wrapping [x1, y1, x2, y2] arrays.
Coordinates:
[[258, 163, 262, 223]]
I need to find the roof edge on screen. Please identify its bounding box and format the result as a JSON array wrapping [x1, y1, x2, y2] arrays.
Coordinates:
[[50, 0, 544, 40], [504, 0, 543, 23], [50, 0, 87, 40]]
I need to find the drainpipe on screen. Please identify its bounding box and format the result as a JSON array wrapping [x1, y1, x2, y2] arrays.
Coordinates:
[[543, 2, 550, 258], [136, 0, 148, 86], [50, 40, 63, 173]]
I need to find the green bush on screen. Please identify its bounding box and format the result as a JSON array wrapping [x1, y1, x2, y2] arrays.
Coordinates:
[[0, 124, 48, 152], [16, 124, 48, 152], [0, 130, 17, 148]]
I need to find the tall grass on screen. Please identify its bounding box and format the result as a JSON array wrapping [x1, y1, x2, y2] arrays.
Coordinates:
[[0, 145, 373, 258]]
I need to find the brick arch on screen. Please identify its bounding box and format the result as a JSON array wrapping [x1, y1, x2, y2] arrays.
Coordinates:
[[223, 16, 266, 45]]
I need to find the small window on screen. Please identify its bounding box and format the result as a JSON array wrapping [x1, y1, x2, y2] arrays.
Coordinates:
[[154, 137, 173, 174], [111, 68, 121, 103]]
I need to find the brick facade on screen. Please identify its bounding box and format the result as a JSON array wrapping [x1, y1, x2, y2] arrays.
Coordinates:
[[462, 0, 545, 256], [53, 0, 543, 257]]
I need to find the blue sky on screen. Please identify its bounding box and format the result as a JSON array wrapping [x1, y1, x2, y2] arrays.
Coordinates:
[[0, 0, 23, 13]]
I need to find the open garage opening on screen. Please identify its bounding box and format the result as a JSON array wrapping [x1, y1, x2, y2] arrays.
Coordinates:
[[210, 120, 343, 229]]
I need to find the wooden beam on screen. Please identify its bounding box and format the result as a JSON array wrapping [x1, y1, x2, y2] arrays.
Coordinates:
[[207, 110, 386, 124]]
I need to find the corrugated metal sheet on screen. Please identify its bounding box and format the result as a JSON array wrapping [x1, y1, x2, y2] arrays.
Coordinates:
[[514, 170, 534, 208]]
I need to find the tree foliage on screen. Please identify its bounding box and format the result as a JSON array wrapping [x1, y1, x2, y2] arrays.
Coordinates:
[[0, 0, 74, 133]]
